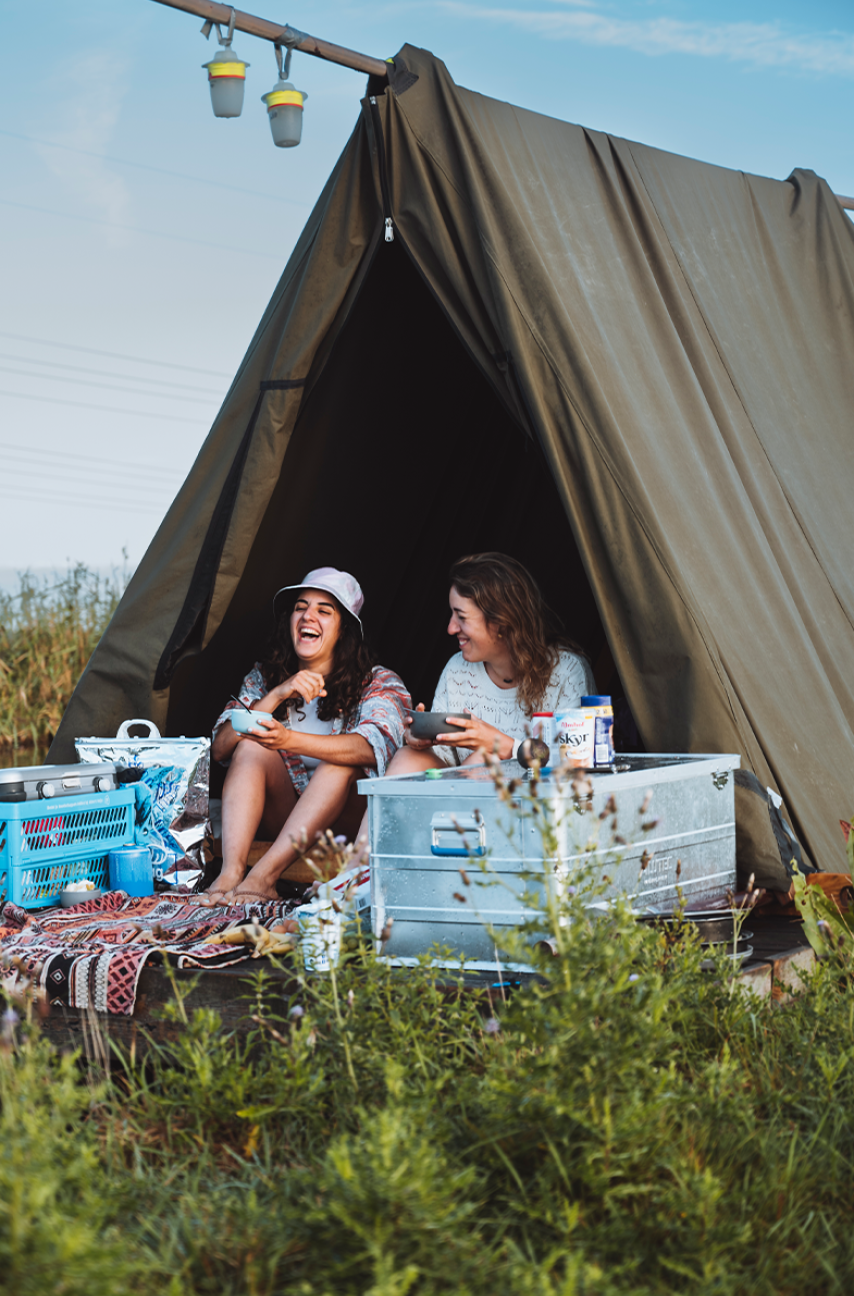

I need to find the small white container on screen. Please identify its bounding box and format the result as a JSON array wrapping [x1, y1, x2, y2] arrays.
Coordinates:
[[532, 712, 554, 744], [298, 900, 343, 972]]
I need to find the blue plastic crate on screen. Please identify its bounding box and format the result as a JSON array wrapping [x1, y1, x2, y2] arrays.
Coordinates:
[[0, 788, 136, 908]]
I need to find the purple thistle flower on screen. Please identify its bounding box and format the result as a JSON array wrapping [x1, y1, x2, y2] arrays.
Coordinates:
[[484, 1017, 501, 1035], [289, 1004, 305, 1019]]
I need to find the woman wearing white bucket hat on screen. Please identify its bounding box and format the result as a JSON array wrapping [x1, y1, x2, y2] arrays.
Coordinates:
[[204, 567, 410, 903]]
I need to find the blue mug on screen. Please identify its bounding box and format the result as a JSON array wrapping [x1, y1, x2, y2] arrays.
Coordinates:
[[108, 846, 154, 898]]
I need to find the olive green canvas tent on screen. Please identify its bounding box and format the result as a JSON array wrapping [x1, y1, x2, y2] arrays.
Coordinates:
[[51, 45, 854, 870]]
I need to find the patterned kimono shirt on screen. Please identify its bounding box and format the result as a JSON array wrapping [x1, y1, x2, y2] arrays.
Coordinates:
[[213, 664, 411, 794]]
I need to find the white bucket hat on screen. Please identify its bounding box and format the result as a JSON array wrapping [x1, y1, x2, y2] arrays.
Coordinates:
[[273, 566, 364, 633]]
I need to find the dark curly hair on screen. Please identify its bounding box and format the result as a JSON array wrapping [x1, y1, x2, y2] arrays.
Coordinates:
[[258, 592, 376, 724], [449, 552, 589, 717]]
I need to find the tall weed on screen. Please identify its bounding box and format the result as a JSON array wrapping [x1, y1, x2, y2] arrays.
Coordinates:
[[0, 563, 127, 754]]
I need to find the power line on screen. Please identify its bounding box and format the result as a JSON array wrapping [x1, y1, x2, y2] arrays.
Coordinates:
[[0, 351, 220, 395], [0, 487, 165, 517], [0, 442, 181, 483], [0, 463, 175, 498], [0, 389, 209, 425], [0, 331, 231, 377], [0, 198, 283, 261], [0, 363, 220, 405], [0, 127, 312, 210]]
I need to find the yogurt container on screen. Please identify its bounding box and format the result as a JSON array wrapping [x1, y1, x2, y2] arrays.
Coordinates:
[[553, 709, 595, 767]]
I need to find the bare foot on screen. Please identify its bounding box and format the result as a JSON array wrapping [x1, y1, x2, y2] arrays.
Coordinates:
[[229, 878, 280, 903], [190, 867, 246, 905]]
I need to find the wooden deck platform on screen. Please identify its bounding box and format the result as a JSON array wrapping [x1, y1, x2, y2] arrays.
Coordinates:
[[36, 915, 815, 1056]]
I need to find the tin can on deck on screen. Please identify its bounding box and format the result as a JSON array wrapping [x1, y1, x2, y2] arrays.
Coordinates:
[[532, 712, 554, 744]]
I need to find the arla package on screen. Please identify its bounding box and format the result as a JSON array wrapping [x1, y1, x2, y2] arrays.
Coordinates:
[[553, 709, 595, 766]]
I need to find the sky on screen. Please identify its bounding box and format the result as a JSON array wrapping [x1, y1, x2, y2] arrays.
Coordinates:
[[1, 0, 852, 575]]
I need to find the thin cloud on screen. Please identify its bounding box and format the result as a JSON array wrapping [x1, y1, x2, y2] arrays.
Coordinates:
[[439, 4, 854, 76], [35, 50, 132, 241]]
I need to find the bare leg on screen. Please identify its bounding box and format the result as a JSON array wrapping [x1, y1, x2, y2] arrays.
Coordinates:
[[229, 761, 360, 901], [203, 741, 296, 896], [352, 744, 447, 865]]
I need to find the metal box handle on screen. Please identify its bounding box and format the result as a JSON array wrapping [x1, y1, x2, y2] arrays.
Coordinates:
[[430, 812, 486, 857]]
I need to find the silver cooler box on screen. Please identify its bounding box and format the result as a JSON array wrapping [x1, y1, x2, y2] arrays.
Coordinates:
[[359, 753, 740, 967]]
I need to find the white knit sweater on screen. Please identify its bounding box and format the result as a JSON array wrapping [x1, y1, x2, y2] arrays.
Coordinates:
[[431, 650, 596, 765]]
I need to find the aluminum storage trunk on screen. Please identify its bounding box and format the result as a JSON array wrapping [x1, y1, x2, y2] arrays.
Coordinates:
[[360, 753, 740, 967]]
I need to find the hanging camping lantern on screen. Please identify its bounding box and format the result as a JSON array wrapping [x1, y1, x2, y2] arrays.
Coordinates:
[[262, 46, 307, 148], [201, 9, 249, 119]]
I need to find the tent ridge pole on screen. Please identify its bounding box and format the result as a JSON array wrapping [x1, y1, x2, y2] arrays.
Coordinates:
[[149, 0, 389, 78]]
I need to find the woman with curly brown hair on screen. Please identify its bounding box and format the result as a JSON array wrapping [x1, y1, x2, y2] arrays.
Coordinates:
[[203, 568, 410, 903], [390, 552, 594, 775]]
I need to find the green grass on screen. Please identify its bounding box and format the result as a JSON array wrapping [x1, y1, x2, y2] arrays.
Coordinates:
[[0, 564, 126, 756], [3, 819, 854, 1295], [1, 715, 852, 1292]]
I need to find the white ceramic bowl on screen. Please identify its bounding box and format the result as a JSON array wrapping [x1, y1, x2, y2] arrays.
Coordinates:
[[60, 887, 102, 909], [230, 707, 274, 735]]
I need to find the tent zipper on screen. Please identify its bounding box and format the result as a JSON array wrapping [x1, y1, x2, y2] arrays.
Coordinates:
[[369, 96, 394, 242]]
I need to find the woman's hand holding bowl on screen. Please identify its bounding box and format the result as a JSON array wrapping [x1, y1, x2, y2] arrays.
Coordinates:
[[404, 703, 435, 751], [237, 714, 293, 751], [437, 711, 514, 760]]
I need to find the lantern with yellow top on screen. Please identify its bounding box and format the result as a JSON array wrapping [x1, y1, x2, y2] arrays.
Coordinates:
[[201, 11, 249, 119], [262, 46, 307, 148]]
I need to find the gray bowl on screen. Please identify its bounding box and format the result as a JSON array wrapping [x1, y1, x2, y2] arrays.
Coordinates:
[[60, 887, 102, 909], [408, 711, 469, 741]]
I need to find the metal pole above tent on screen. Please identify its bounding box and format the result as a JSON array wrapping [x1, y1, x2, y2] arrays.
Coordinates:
[[150, 3, 853, 214], [149, 0, 389, 78]]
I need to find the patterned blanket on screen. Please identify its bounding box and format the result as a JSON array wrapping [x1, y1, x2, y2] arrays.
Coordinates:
[[0, 890, 302, 1016]]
